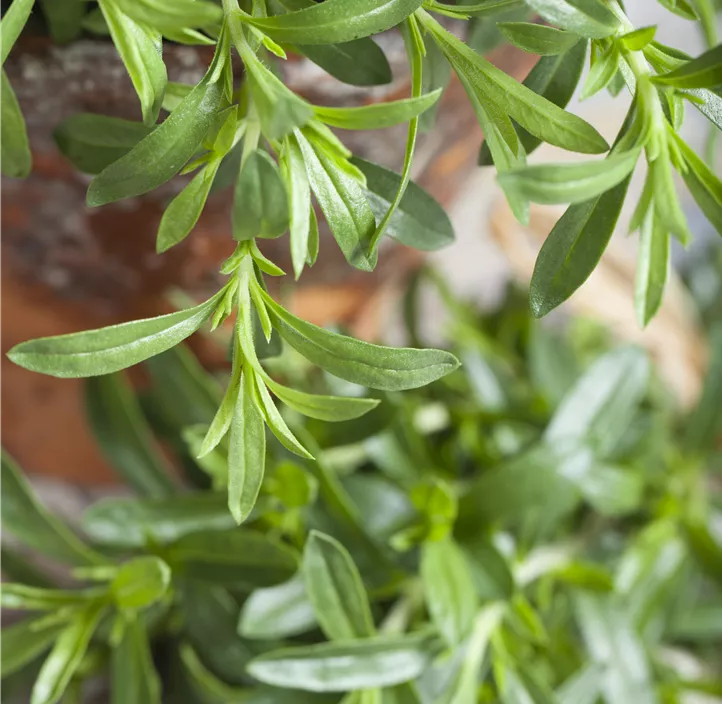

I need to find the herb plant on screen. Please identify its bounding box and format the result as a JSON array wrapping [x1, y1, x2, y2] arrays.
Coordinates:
[[3, 0, 722, 522], [2, 273, 721, 704]]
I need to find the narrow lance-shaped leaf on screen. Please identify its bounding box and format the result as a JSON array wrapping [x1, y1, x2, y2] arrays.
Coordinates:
[[303, 530, 375, 641], [653, 43, 722, 89], [85, 373, 175, 497], [1, 618, 65, 679], [111, 619, 161, 704], [1, 452, 107, 566], [523, 0, 620, 38], [246, 631, 439, 692], [281, 135, 312, 279], [7, 289, 224, 378], [1, 70, 31, 178], [298, 39, 392, 86], [497, 22, 581, 55], [228, 371, 266, 525], [244, 0, 426, 45], [260, 288, 460, 391], [1, 0, 35, 65], [634, 209, 669, 328]]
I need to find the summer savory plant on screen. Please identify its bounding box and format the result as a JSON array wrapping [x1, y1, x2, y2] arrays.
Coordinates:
[[2, 272, 722, 704], [3, 0, 722, 522]]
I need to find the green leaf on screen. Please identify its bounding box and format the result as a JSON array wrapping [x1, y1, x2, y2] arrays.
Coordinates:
[[1, 71, 31, 178], [261, 289, 460, 391], [246, 631, 438, 692], [281, 135, 312, 279], [7, 290, 223, 378], [86, 37, 227, 206], [497, 22, 580, 55], [352, 157, 455, 251], [1, 545, 53, 588], [1, 583, 99, 611], [168, 528, 299, 587], [498, 150, 639, 205], [1, 618, 64, 679], [683, 324, 722, 453], [420, 537, 479, 648], [31, 605, 105, 704], [233, 150, 290, 241], [556, 665, 604, 704], [39, 0, 85, 43], [684, 517, 722, 587], [303, 530, 375, 641], [82, 493, 234, 547], [53, 113, 152, 175], [545, 346, 650, 458], [112, 0, 222, 32], [294, 129, 375, 272], [522, 0, 620, 38], [620, 26, 656, 52], [315, 90, 441, 130], [244, 0, 426, 46], [157, 159, 221, 252], [580, 44, 620, 100], [634, 210, 669, 327], [298, 38, 392, 86], [98, 0, 167, 126], [1, 452, 106, 567], [111, 619, 161, 704], [111, 556, 171, 611], [84, 373, 175, 497], [228, 371, 266, 525], [264, 374, 380, 422], [653, 44, 722, 89], [1, 0, 35, 65], [420, 14, 608, 154], [239, 574, 316, 640]]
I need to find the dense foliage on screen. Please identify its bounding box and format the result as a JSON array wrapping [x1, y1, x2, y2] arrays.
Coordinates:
[[2, 270, 722, 704]]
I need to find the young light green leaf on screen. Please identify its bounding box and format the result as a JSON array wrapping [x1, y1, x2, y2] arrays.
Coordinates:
[[530, 175, 630, 317], [620, 26, 656, 51], [98, 0, 167, 126], [228, 371, 266, 525], [303, 530, 375, 641], [1, 584, 101, 611], [420, 537, 479, 648], [261, 288, 460, 391], [523, 0, 620, 38], [653, 44, 722, 89], [1, 452, 107, 566], [239, 575, 317, 640], [1, 70, 31, 178], [7, 290, 223, 378], [198, 371, 240, 458], [498, 150, 639, 205], [1, 0, 34, 65], [419, 14, 609, 154], [246, 631, 438, 692], [168, 528, 299, 587], [580, 44, 620, 100], [87, 36, 227, 206], [156, 159, 221, 252], [82, 493, 234, 548], [111, 556, 171, 611], [315, 90, 441, 131], [352, 157, 455, 251], [31, 604, 105, 704], [53, 113, 152, 175], [244, 0, 426, 46], [111, 619, 161, 704], [281, 135, 312, 279], [497, 22, 580, 55], [298, 38, 392, 86], [233, 149, 289, 241], [113, 0, 222, 32], [84, 373, 175, 497], [634, 210, 669, 327], [1, 618, 65, 679], [264, 374, 380, 422], [294, 129, 375, 272], [545, 346, 650, 458]]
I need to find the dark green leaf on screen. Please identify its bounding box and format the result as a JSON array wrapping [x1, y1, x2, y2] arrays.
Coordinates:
[[111, 619, 161, 704], [653, 44, 722, 89], [246, 631, 438, 692], [39, 0, 85, 43], [1, 71, 31, 178], [420, 537, 479, 647], [168, 528, 299, 587], [1, 618, 64, 679], [7, 290, 223, 378], [82, 492, 234, 548], [497, 22, 580, 55], [84, 373, 175, 497], [261, 288, 460, 391], [523, 0, 620, 38], [303, 530, 375, 640], [239, 575, 316, 640], [684, 517, 722, 587], [298, 38, 392, 86], [1, 452, 106, 567], [245, 0, 426, 46], [111, 556, 171, 611], [352, 157, 455, 251]]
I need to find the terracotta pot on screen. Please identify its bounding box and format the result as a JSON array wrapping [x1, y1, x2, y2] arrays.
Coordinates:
[[1, 30, 532, 485]]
